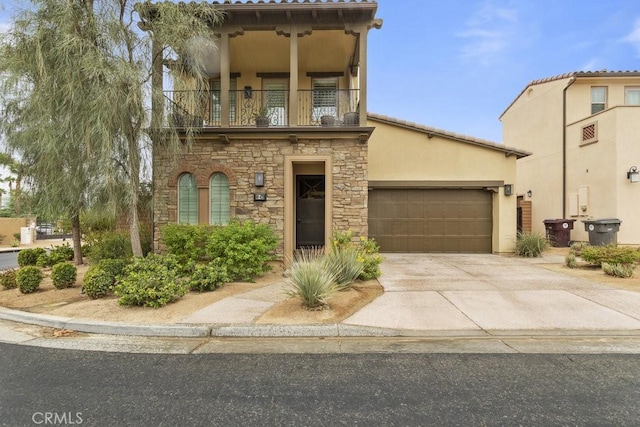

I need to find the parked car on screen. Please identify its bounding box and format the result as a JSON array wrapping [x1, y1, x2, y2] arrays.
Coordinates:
[[36, 224, 54, 234]]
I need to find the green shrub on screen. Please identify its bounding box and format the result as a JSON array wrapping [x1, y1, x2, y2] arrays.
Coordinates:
[[49, 243, 74, 262], [17, 266, 43, 294], [36, 254, 50, 268], [331, 230, 383, 280], [51, 262, 77, 289], [82, 265, 114, 299], [285, 248, 337, 309], [570, 241, 588, 257], [565, 253, 578, 269], [324, 247, 364, 290], [188, 263, 229, 292], [17, 248, 47, 267], [515, 232, 549, 257], [581, 245, 640, 267], [84, 231, 133, 264], [206, 220, 278, 281], [97, 258, 128, 281], [160, 224, 214, 265], [114, 255, 187, 308], [602, 262, 635, 278], [0, 269, 17, 290]]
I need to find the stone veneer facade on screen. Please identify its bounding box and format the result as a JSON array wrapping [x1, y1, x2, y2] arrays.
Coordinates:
[[153, 134, 368, 257]]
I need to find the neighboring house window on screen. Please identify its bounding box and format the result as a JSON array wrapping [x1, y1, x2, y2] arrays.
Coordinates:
[[178, 173, 198, 225], [625, 86, 640, 105], [312, 78, 338, 120], [581, 122, 598, 145], [210, 79, 237, 124], [210, 173, 230, 225], [590, 87, 606, 114]]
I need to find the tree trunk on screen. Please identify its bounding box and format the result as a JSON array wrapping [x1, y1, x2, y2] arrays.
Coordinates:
[[129, 206, 142, 258], [71, 212, 83, 265], [127, 130, 143, 258]]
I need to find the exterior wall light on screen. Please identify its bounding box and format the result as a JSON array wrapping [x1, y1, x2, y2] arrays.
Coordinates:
[[526, 190, 533, 198], [627, 166, 639, 183], [504, 184, 513, 196], [254, 172, 265, 187]]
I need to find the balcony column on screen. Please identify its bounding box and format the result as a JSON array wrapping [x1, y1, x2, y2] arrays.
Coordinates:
[[219, 31, 230, 127], [357, 25, 368, 126], [288, 27, 299, 127]]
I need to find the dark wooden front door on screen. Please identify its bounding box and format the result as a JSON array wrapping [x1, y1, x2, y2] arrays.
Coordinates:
[[296, 175, 325, 248]]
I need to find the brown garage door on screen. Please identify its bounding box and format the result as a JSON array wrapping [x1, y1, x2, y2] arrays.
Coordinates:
[[368, 189, 493, 253]]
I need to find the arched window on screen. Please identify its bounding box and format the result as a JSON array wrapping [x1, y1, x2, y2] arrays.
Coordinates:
[[178, 173, 198, 224], [210, 172, 230, 225]]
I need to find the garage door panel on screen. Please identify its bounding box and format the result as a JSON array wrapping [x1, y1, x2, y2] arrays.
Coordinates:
[[369, 189, 492, 253]]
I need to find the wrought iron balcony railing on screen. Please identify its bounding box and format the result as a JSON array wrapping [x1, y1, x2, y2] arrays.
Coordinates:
[[163, 89, 360, 128]]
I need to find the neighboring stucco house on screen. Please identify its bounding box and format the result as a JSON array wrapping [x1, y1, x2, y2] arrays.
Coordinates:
[[147, 0, 526, 258], [501, 71, 640, 245]]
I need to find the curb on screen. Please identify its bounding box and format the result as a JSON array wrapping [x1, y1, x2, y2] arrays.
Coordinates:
[[0, 306, 399, 338], [4, 306, 640, 340]]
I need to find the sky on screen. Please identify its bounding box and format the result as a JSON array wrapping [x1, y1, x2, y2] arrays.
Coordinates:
[[368, 0, 640, 143], [0, 0, 639, 145]]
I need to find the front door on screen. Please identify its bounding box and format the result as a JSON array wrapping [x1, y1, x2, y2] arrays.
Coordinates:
[[296, 175, 325, 248]]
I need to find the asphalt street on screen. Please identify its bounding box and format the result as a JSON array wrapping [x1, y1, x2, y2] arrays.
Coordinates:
[[0, 252, 18, 269], [1, 342, 640, 426]]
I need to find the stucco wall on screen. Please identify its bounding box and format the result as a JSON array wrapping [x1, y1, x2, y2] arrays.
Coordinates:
[[0, 217, 35, 245], [502, 78, 570, 237], [367, 119, 519, 253], [566, 106, 640, 244]]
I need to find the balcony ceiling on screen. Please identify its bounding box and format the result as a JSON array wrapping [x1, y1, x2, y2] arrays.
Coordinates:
[[214, 0, 379, 30], [141, 1, 380, 31]]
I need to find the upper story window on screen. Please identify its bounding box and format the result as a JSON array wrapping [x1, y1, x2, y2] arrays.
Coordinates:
[[178, 173, 198, 225], [313, 78, 338, 119], [591, 86, 607, 114], [210, 173, 230, 225], [625, 86, 640, 105]]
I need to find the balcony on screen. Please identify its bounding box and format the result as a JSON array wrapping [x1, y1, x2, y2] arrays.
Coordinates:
[[164, 89, 361, 129]]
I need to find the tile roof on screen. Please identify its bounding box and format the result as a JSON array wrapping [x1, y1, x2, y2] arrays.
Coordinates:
[[500, 70, 640, 118], [367, 113, 531, 159], [208, 0, 377, 3]]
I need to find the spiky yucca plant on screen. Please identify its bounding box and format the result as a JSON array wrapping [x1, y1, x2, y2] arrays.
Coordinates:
[[285, 248, 338, 309], [324, 247, 364, 291]]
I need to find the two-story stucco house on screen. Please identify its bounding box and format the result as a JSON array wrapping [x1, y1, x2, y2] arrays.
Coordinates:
[[147, 0, 527, 259], [501, 71, 640, 245]]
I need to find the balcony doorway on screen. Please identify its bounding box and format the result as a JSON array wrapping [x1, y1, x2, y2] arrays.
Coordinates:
[[263, 79, 288, 126]]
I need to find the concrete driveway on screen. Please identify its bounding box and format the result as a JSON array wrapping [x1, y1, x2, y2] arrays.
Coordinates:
[[343, 253, 640, 336]]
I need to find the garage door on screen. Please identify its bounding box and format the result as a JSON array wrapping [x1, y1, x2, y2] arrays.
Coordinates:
[[368, 189, 493, 253]]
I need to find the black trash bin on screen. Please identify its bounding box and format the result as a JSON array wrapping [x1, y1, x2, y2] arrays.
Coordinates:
[[582, 218, 622, 246], [543, 219, 576, 247]]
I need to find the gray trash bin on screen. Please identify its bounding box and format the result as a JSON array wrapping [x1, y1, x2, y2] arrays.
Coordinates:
[[582, 218, 621, 246]]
